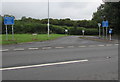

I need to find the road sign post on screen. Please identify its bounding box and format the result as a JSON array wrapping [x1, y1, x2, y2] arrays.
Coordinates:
[[105, 21, 108, 39], [82, 30, 85, 37], [110, 33, 112, 41], [5, 25, 8, 40], [98, 23, 101, 38], [106, 27, 108, 39], [65, 29, 68, 35], [103, 27, 105, 38], [4, 17, 15, 40], [102, 21, 109, 39], [12, 25, 14, 40], [102, 21, 105, 38], [109, 29, 112, 41]]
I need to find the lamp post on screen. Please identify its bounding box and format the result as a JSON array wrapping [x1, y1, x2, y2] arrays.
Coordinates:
[[48, 0, 50, 37]]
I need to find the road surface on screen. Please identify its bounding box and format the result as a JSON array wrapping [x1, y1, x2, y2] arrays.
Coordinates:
[[1, 36, 118, 80]]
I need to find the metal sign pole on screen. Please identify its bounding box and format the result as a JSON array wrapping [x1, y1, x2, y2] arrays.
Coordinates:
[[110, 33, 111, 41], [106, 27, 108, 39], [98, 23, 101, 38], [103, 27, 104, 38], [12, 25, 14, 40], [82, 30, 85, 37], [99, 26, 101, 38], [109, 29, 112, 41], [5, 25, 8, 40]]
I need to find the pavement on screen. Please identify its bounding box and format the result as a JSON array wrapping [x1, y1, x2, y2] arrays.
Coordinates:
[[1, 36, 119, 80]]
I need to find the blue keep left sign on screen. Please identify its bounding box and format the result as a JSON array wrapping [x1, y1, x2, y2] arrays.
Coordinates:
[[102, 21, 109, 27], [102, 21, 106, 27], [105, 21, 108, 27], [4, 17, 14, 25]]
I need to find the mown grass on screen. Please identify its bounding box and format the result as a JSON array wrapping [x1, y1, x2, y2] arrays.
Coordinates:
[[0, 34, 66, 45]]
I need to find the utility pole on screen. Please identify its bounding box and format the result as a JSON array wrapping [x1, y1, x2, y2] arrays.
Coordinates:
[[48, 0, 50, 37]]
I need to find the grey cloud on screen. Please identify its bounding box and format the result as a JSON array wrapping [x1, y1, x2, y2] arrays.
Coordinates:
[[2, 2, 101, 20]]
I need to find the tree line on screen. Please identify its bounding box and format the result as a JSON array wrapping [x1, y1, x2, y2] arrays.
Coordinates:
[[1, 15, 98, 35]]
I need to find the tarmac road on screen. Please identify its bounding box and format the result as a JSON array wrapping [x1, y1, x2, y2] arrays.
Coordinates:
[[1, 36, 118, 80]]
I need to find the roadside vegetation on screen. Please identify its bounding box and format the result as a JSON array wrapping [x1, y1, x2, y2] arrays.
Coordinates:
[[1, 17, 98, 35], [0, 34, 66, 45]]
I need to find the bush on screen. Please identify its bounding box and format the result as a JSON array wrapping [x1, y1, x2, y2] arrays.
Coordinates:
[[50, 25, 65, 34], [69, 27, 98, 35], [85, 28, 98, 35], [4, 19, 98, 35]]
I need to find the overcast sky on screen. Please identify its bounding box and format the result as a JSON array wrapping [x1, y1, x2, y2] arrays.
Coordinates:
[[1, 0, 103, 20]]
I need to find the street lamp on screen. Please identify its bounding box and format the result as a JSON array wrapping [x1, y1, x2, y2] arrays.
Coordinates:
[[47, 0, 50, 37]]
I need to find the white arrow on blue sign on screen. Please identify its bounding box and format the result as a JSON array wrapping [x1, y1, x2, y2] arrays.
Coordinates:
[[109, 29, 112, 34], [4, 17, 14, 25]]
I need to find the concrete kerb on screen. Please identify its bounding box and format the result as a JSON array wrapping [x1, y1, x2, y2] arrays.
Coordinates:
[[79, 36, 118, 44]]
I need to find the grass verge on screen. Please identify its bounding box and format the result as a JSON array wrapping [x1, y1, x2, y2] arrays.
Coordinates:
[[0, 34, 66, 45]]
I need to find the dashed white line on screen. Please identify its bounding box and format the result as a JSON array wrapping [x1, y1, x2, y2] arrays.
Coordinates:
[[2, 43, 118, 52], [0, 59, 88, 71], [0, 49, 9, 52], [42, 47, 52, 50], [28, 48, 39, 50], [78, 46, 86, 48], [106, 44, 113, 46], [98, 45, 105, 47], [55, 47, 64, 49], [14, 48, 25, 51]]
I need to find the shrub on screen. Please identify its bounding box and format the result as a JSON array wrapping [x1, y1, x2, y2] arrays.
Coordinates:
[[68, 27, 98, 35]]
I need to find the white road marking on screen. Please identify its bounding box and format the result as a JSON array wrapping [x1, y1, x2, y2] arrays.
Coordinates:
[[0, 49, 9, 52], [67, 46, 74, 48], [14, 48, 25, 51], [42, 47, 52, 50], [106, 44, 113, 46], [2, 43, 117, 52], [98, 45, 105, 47], [0, 59, 88, 71], [78, 46, 86, 48], [28, 48, 39, 50], [55, 47, 64, 49]]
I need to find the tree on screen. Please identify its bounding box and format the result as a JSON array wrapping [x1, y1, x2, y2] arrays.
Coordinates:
[[92, 2, 120, 34]]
